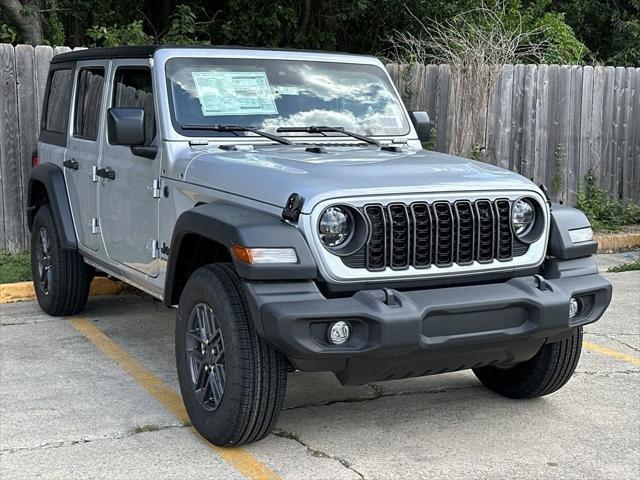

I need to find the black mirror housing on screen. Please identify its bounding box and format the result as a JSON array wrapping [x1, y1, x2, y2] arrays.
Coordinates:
[[107, 108, 145, 146], [409, 111, 432, 143]]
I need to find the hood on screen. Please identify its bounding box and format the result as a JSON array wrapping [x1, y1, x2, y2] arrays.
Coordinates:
[[182, 145, 539, 213]]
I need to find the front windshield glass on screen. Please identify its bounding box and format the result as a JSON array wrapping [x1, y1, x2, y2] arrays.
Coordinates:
[[165, 58, 410, 138]]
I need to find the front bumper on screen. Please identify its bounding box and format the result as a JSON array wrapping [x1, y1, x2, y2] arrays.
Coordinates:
[[244, 257, 612, 385]]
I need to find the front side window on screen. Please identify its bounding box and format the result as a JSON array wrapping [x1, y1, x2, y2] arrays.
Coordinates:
[[44, 69, 73, 134], [74, 68, 105, 140], [112, 68, 155, 145], [165, 58, 409, 138]]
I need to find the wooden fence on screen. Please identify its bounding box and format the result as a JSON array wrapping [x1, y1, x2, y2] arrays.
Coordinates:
[[0, 44, 638, 252], [386, 63, 640, 206]]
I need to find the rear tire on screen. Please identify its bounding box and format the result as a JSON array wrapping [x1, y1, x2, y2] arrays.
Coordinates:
[[30, 204, 93, 316], [175, 264, 287, 446], [473, 327, 583, 399]]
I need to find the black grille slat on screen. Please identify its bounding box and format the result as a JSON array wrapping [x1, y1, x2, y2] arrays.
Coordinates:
[[365, 205, 387, 271], [495, 199, 513, 260], [433, 202, 454, 266], [388, 204, 411, 269], [360, 198, 519, 271], [475, 200, 495, 263], [454, 201, 475, 265], [411, 202, 432, 268]]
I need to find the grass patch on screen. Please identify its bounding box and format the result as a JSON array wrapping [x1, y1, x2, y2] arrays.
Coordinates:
[[0, 251, 32, 284], [607, 260, 640, 273], [133, 423, 161, 434], [577, 170, 640, 232]]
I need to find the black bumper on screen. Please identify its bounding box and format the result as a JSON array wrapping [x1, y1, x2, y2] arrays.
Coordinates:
[[244, 257, 612, 385]]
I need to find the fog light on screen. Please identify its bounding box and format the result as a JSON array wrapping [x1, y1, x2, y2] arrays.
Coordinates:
[[569, 297, 580, 318], [328, 321, 351, 345]]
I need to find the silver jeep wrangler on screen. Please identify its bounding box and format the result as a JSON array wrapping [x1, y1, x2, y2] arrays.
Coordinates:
[[29, 46, 612, 446]]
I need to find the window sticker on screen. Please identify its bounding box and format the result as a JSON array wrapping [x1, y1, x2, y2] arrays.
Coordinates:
[[191, 71, 278, 116], [380, 115, 400, 129]]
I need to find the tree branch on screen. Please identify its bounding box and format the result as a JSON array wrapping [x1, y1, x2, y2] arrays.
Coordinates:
[[0, 0, 43, 44]]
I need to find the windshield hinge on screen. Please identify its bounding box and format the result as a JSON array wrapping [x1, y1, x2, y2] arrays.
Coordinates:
[[282, 193, 304, 222], [152, 179, 161, 198], [189, 139, 209, 147]]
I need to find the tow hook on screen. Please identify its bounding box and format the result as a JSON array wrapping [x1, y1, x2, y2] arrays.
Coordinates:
[[534, 274, 552, 292]]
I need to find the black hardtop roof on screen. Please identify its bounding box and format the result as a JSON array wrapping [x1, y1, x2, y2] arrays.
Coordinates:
[[50, 45, 374, 64]]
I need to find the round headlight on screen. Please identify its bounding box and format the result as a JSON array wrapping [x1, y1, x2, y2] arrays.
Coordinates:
[[319, 206, 353, 248], [511, 199, 536, 237]]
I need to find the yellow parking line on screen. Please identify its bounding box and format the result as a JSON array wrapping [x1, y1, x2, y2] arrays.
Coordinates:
[[70, 317, 281, 480], [583, 341, 640, 367]]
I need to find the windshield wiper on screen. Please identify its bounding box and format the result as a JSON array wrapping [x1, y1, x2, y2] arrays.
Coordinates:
[[181, 124, 293, 145], [276, 126, 379, 145]]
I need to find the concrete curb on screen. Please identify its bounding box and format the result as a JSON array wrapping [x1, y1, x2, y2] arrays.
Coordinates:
[[596, 233, 640, 253], [0, 277, 124, 304]]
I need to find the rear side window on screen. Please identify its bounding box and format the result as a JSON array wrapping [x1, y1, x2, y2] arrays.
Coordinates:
[[74, 68, 105, 141], [112, 68, 155, 145], [44, 69, 73, 134]]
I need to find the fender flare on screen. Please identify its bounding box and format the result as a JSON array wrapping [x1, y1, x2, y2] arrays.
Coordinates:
[[27, 163, 77, 250], [548, 204, 597, 259], [164, 202, 317, 305]]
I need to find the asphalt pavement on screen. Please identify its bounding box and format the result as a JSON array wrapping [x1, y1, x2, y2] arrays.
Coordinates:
[[0, 258, 638, 479]]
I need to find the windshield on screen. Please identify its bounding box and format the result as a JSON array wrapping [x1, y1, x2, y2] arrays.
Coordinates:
[[165, 58, 410, 138]]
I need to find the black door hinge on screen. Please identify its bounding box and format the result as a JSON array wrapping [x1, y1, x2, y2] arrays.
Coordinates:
[[282, 193, 304, 222]]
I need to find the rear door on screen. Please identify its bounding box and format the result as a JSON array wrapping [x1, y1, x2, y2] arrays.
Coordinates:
[[98, 61, 161, 277], [65, 61, 108, 251]]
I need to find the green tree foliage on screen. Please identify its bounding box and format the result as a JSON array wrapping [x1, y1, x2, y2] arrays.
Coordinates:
[[548, 0, 640, 66], [0, 0, 636, 65]]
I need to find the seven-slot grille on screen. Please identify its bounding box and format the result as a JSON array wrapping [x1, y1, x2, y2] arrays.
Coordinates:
[[351, 199, 523, 271]]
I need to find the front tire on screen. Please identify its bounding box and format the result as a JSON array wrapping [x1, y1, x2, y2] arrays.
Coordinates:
[[175, 264, 287, 446], [30, 204, 93, 316], [473, 327, 583, 399]]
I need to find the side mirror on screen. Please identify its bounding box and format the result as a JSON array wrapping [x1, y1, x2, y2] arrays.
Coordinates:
[[107, 108, 145, 146], [409, 111, 432, 143]]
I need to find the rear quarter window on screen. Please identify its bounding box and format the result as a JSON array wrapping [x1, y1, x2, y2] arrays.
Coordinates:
[[43, 69, 73, 135], [74, 68, 105, 141]]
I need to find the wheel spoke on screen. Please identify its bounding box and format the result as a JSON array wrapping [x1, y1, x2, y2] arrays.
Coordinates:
[[186, 302, 226, 411]]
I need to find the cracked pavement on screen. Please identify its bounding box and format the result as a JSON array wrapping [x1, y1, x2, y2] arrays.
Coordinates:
[[1, 265, 638, 479]]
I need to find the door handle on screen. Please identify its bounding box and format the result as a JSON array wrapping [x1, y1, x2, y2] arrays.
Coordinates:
[[63, 159, 78, 170], [95, 167, 115, 180]]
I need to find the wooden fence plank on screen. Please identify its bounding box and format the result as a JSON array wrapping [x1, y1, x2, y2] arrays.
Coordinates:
[[579, 66, 594, 192], [495, 64, 513, 171], [545, 65, 561, 197], [15, 44, 37, 249], [634, 68, 640, 203], [34, 45, 53, 124], [590, 67, 605, 178], [521, 64, 537, 180], [566, 66, 583, 205], [0, 44, 24, 252], [600, 67, 616, 193], [510, 64, 525, 172], [621, 67, 635, 200], [612, 67, 626, 199], [435, 64, 450, 153], [534, 65, 549, 188]]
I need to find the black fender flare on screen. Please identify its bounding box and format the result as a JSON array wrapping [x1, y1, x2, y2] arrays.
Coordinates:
[[27, 163, 77, 250], [164, 202, 317, 305], [548, 204, 597, 259]]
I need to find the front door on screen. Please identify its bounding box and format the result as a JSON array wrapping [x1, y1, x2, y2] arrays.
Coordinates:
[[65, 61, 108, 251], [99, 61, 160, 277]]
